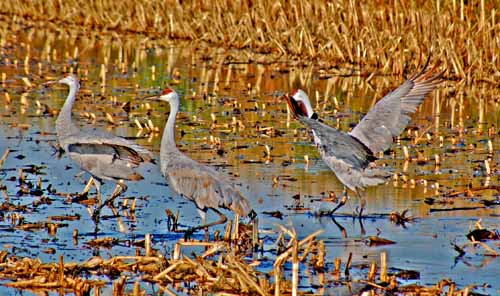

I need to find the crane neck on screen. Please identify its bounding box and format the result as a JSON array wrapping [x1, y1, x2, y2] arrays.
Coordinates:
[[161, 98, 181, 154], [56, 83, 79, 137]]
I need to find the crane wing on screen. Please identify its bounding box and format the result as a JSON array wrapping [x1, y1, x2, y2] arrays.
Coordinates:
[[65, 129, 154, 163], [299, 117, 390, 190], [67, 143, 145, 166], [164, 159, 251, 216], [300, 117, 376, 170], [349, 60, 444, 154]]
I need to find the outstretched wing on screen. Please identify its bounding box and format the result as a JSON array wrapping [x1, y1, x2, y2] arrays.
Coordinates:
[[349, 58, 444, 154]]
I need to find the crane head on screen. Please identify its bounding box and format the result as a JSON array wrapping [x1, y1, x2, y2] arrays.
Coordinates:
[[284, 89, 315, 118], [58, 74, 80, 88], [144, 87, 179, 107], [42, 74, 80, 88], [153, 87, 178, 103]]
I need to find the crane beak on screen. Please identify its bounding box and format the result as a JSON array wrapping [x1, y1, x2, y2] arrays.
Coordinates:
[[283, 93, 298, 118], [283, 93, 309, 118], [143, 95, 160, 101], [41, 80, 57, 87], [282, 93, 293, 108]]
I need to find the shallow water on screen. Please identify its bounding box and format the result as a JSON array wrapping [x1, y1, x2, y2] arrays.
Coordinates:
[[0, 27, 499, 294]]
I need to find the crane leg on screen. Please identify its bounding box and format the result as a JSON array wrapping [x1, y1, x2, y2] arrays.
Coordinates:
[[106, 181, 128, 206], [185, 208, 228, 239], [91, 181, 127, 224], [199, 208, 228, 229], [94, 178, 102, 204], [328, 187, 349, 214], [356, 191, 366, 218], [81, 176, 94, 196]]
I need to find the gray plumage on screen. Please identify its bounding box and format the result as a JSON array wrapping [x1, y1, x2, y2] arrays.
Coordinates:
[[285, 60, 443, 192], [54, 74, 153, 197], [153, 88, 251, 222], [298, 117, 389, 191], [162, 150, 251, 218], [349, 61, 443, 154]]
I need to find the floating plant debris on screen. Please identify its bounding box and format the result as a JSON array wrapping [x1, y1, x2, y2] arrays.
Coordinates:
[[368, 236, 396, 247], [389, 209, 415, 226], [262, 210, 284, 219], [467, 229, 500, 242]]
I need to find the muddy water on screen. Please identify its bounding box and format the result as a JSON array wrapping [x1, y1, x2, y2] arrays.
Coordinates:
[[0, 28, 499, 294]]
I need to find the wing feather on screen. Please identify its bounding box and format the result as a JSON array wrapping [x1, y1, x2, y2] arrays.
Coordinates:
[[67, 143, 144, 166], [300, 117, 375, 169], [63, 131, 154, 163], [299, 117, 390, 191], [164, 157, 251, 216], [349, 59, 444, 153]]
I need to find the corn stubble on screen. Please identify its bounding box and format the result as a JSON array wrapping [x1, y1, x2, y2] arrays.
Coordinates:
[[0, 0, 498, 82]]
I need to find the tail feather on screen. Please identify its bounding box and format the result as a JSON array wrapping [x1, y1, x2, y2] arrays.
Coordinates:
[[139, 152, 155, 164], [222, 186, 252, 217], [360, 168, 392, 188], [231, 195, 252, 217]]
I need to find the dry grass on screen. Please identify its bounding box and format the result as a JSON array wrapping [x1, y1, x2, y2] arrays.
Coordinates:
[[0, 0, 499, 83], [0, 228, 478, 295]]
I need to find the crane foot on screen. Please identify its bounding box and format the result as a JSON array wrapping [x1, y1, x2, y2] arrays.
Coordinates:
[[330, 195, 349, 214]]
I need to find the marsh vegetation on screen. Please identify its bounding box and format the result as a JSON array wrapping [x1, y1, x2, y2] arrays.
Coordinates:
[[0, 1, 499, 295]]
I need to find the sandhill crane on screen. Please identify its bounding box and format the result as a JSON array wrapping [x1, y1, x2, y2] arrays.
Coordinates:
[[50, 74, 154, 222], [284, 57, 444, 215], [147, 88, 254, 233]]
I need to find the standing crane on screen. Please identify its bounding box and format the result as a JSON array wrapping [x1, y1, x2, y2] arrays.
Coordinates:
[[147, 88, 253, 234], [50, 74, 154, 223], [284, 57, 444, 216]]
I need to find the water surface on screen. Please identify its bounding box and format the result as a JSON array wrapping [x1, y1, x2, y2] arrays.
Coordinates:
[[0, 27, 498, 294]]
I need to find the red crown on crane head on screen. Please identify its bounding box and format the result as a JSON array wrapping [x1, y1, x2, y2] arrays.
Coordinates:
[[162, 88, 173, 95]]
